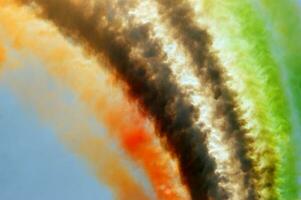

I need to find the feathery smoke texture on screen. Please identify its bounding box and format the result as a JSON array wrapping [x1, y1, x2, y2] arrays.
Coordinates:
[[197, 1, 300, 199], [254, 2, 301, 199], [1, 0, 301, 199], [14, 0, 221, 199], [0, 3, 189, 199], [156, 1, 255, 199]]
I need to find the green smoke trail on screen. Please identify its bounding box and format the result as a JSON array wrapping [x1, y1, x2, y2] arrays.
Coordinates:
[[200, 0, 297, 199], [251, 0, 301, 198]]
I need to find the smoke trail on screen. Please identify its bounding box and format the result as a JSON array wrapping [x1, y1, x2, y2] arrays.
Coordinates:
[[0, 3, 190, 199], [15, 0, 223, 199], [66, 132, 150, 200], [156, 1, 255, 199], [197, 0, 293, 199], [0, 44, 5, 63], [126, 2, 250, 199], [252, 1, 301, 198], [0, 42, 6, 73], [0, 58, 150, 200]]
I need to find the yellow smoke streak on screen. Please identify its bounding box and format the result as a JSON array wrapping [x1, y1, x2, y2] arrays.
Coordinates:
[[0, 1, 189, 199]]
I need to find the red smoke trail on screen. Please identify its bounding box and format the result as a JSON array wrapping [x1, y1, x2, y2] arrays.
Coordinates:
[[0, 2, 190, 199], [0, 58, 151, 200], [0, 42, 5, 70], [14, 0, 221, 198], [0, 44, 5, 63], [80, 75, 190, 200], [102, 100, 189, 200]]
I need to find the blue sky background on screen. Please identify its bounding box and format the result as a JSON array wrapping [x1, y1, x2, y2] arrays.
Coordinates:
[[0, 40, 154, 199], [0, 85, 114, 200], [0, 56, 116, 200]]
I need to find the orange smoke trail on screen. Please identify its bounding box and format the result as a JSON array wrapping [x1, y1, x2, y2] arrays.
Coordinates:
[[0, 61, 150, 200], [0, 1, 190, 200], [69, 133, 150, 200], [0, 41, 6, 73], [0, 44, 5, 63], [104, 102, 188, 200]]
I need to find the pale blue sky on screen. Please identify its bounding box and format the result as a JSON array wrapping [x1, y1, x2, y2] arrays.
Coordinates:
[[0, 85, 114, 200], [0, 44, 154, 200], [0, 49, 116, 199]]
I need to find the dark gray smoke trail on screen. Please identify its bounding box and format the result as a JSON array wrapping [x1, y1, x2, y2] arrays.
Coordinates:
[[17, 0, 226, 199], [156, 1, 256, 199]]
